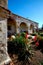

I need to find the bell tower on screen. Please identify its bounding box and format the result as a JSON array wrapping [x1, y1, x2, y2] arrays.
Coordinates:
[[0, 0, 8, 8]]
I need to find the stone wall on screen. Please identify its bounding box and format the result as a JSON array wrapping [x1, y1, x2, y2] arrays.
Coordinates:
[[15, 16, 38, 33], [0, 19, 11, 65], [0, 0, 7, 8]]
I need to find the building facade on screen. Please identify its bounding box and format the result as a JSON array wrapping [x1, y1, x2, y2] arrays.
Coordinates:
[[0, 0, 38, 35], [0, 0, 38, 64], [7, 14, 38, 34]]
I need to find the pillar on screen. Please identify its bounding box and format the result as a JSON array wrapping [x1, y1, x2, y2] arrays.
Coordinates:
[[16, 22, 20, 34], [0, 0, 8, 8], [0, 19, 11, 65]]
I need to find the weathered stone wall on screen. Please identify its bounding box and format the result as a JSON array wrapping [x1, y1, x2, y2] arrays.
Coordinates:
[[8, 13, 38, 34], [0, 19, 11, 65], [0, 0, 7, 8], [15, 16, 38, 33]]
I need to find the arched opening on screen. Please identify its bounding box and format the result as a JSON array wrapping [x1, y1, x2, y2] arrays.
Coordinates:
[[20, 22, 28, 33], [7, 17, 16, 36], [30, 24, 34, 32]]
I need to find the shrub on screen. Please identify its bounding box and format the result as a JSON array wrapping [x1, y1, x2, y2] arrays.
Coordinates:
[[8, 33, 33, 65], [36, 33, 43, 49], [40, 61, 43, 65], [31, 33, 37, 36], [20, 32, 26, 38]]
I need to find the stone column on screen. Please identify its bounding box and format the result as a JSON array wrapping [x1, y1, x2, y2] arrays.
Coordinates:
[[0, 0, 8, 8], [27, 24, 31, 34], [0, 19, 11, 65], [16, 22, 20, 34]]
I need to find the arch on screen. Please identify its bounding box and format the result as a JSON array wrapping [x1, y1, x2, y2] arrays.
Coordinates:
[[30, 23, 34, 32], [20, 22, 28, 33], [7, 17, 16, 35], [30, 24, 34, 29]]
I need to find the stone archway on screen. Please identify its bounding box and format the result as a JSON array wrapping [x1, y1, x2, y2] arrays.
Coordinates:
[[30, 24, 34, 33], [20, 22, 28, 33], [7, 17, 16, 35]]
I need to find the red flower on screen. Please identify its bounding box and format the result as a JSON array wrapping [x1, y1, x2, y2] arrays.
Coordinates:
[[33, 36, 37, 41], [25, 34, 28, 39], [35, 42, 39, 46]]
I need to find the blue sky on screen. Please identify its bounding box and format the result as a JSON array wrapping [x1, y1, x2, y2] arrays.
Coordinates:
[[8, 0, 43, 28]]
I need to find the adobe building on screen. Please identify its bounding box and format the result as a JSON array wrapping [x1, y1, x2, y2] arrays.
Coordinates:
[[0, 0, 38, 64], [0, 0, 38, 35], [0, 7, 38, 34], [7, 14, 38, 34]]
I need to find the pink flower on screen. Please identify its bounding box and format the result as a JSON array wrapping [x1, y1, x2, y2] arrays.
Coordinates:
[[35, 42, 39, 46], [26, 34, 28, 39], [33, 36, 37, 41]]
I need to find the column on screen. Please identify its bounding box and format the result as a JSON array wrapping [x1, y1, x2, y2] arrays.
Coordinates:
[[0, 19, 11, 65], [16, 22, 20, 34]]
